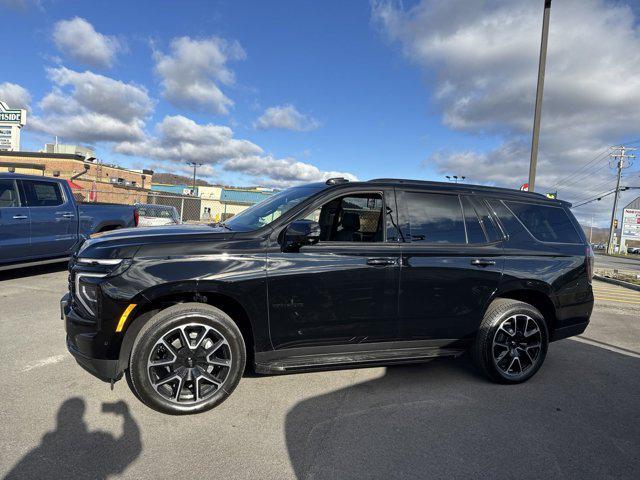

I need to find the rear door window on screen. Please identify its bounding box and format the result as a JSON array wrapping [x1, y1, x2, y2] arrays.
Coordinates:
[[23, 180, 65, 207], [504, 201, 581, 244], [0, 179, 20, 207], [405, 192, 466, 243]]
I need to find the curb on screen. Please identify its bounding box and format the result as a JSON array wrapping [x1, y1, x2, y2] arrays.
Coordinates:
[[594, 274, 640, 292]]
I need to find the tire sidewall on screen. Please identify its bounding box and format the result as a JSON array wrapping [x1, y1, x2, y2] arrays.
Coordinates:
[[484, 303, 549, 384], [129, 304, 246, 415]]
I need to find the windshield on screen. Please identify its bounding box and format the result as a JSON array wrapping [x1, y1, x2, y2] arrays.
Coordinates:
[[223, 185, 324, 231]]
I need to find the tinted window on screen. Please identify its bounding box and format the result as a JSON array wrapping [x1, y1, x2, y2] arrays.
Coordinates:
[[23, 180, 64, 207], [406, 192, 466, 243], [0, 180, 20, 207], [461, 196, 486, 243], [505, 201, 581, 243], [486, 198, 530, 243], [474, 198, 503, 241]]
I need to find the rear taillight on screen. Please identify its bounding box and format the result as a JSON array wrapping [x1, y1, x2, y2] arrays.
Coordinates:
[[134, 208, 139, 227], [586, 246, 594, 282]]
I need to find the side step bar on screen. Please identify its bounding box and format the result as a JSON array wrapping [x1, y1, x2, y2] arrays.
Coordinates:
[[255, 346, 465, 374]]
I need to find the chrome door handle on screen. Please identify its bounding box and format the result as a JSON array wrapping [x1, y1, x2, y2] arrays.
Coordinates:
[[367, 258, 397, 267], [12, 215, 28, 220], [61, 213, 75, 218], [471, 259, 496, 267]]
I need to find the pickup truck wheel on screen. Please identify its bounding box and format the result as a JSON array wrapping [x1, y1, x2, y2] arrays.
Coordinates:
[[472, 299, 548, 384], [128, 303, 246, 415]]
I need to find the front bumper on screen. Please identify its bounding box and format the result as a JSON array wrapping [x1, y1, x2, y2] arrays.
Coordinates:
[[61, 293, 120, 383]]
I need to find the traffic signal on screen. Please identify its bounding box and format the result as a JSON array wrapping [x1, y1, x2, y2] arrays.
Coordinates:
[[613, 219, 618, 229]]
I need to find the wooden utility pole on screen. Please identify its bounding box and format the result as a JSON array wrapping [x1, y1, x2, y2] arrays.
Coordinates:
[[607, 146, 635, 254]]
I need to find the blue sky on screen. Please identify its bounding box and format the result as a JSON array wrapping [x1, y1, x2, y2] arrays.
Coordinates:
[[0, 0, 497, 186], [1, 0, 639, 224]]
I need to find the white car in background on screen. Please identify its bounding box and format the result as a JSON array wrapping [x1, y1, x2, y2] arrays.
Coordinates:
[[134, 203, 181, 227]]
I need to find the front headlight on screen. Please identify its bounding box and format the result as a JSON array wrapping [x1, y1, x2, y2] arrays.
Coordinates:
[[75, 273, 106, 316]]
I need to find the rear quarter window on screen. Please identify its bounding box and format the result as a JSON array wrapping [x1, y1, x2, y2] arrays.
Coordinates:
[[504, 201, 582, 244]]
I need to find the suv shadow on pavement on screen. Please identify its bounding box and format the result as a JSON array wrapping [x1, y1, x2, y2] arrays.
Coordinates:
[[285, 341, 640, 480], [0, 262, 68, 281], [3, 398, 141, 480]]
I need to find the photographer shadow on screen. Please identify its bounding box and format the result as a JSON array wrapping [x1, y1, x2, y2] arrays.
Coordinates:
[[4, 397, 141, 480]]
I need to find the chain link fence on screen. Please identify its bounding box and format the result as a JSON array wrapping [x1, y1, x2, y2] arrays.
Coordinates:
[[72, 187, 252, 224]]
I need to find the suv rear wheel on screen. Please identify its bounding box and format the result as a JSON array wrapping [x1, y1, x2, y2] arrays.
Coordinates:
[[127, 303, 246, 415], [472, 298, 548, 383]]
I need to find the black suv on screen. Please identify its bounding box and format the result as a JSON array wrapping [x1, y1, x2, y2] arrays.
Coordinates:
[[62, 178, 594, 414]]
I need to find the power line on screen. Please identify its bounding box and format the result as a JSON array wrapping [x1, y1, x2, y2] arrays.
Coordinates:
[[550, 135, 639, 192], [559, 160, 610, 191], [568, 174, 617, 202], [550, 148, 610, 190], [572, 188, 620, 208]]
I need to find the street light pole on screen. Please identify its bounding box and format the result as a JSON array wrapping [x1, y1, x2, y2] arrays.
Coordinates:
[[187, 162, 203, 195], [445, 175, 466, 184], [528, 0, 552, 193]]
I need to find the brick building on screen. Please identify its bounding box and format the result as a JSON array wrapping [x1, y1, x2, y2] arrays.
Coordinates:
[[0, 150, 153, 204]]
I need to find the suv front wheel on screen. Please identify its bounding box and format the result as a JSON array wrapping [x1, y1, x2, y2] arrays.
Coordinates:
[[127, 303, 246, 415], [472, 298, 549, 384]]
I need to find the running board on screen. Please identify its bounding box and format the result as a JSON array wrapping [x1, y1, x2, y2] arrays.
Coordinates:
[[255, 346, 465, 374]]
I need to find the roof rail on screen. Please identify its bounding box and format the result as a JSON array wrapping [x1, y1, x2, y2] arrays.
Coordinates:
[[367, 178, 550, 199], [326, 177, 349, 185]]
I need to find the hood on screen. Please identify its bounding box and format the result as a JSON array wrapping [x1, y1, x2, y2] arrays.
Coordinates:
[[77, 223, 235, 260]]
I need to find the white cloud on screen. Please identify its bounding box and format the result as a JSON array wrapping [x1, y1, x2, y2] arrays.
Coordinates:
[[0, 82, 31, 109], [115, 115, 263, 164], [53, 17, 121, 68], [224, 155, 358, 188], [116, 115, 357, 187], [373, 0, 640, 223], [29, 67, 153, 143], [145, 161, 218, 180], [154, 36, 245, 114], [254, 104, 320, 131]]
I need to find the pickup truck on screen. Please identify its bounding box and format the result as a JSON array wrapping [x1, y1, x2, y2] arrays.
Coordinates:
[[0, 173, 138, 270]]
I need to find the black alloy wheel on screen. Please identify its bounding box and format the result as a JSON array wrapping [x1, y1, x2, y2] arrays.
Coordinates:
[[473, 298, 549, 384], [128, 303, 246, 415]]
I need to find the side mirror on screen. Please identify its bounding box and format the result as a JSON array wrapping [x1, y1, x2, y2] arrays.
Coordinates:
[[283, 220, 321, 251]]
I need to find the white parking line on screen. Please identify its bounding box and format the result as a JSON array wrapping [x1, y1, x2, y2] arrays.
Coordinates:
[[572, 336, 640, 359], [22, 354, 67, 372]]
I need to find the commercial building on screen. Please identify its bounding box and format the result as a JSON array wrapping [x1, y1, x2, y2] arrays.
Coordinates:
[[150, 182, 274, 221], [0, 150, 153, 204], [0, 101, 27, 151]]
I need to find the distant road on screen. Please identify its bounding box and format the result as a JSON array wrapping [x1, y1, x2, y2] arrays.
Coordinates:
[[595, 252, 640, 273]]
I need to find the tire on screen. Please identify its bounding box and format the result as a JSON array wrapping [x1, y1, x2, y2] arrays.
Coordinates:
[[472, 298, 548, 384], [128, 302, 246, 415]]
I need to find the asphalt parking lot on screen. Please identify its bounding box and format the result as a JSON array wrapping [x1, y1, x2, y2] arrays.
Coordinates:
[[1, 264, 639, 480]]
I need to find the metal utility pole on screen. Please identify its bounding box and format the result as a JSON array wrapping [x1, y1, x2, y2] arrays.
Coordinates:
[[187, 162, 203, 195], [607, 146, 635, 254], [528, 0, 552, 193]]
